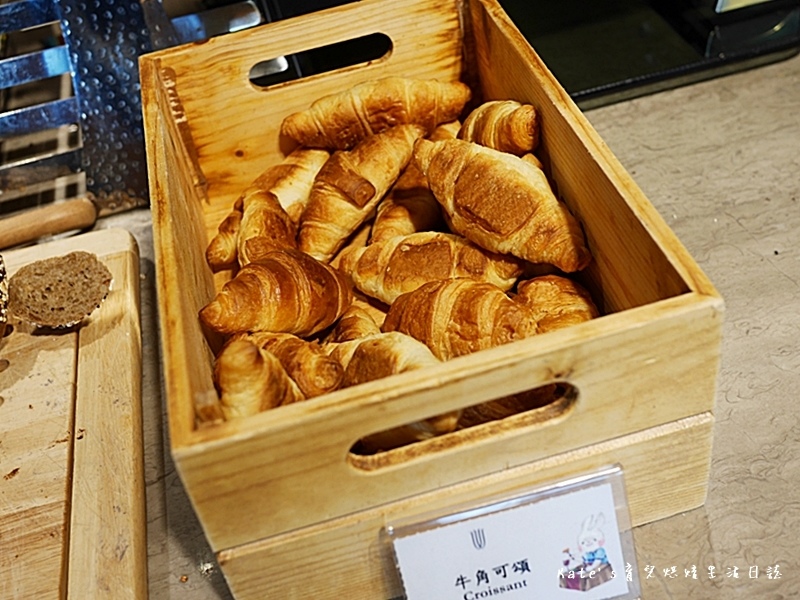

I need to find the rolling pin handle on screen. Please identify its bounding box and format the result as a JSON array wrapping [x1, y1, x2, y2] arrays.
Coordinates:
[[0, 198, 99, 250]]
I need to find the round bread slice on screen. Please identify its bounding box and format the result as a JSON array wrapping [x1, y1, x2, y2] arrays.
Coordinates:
[[9, 251, 113, 329]]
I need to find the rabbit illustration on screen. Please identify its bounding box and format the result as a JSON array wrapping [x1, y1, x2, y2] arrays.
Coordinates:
[[577, 513, 609, 571], [559, 512, 615, 591]]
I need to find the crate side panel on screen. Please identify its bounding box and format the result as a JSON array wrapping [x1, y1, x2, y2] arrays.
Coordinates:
[[141, 58, 223, 435], [218, 413, 714, 600], [178, 294, 721, 550]]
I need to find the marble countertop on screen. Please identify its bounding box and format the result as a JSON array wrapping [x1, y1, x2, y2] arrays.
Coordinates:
[[99, 49, 800, 599]]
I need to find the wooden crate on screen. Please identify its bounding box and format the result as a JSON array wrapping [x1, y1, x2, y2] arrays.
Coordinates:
[[140, 0, 724, 597]]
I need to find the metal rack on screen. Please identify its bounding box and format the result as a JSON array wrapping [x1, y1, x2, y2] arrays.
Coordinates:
[[0, 0, 262, 227]]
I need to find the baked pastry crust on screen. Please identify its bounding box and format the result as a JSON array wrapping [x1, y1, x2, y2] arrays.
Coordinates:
[[298, 124, 426, 263], [413, 137, 591, 272], [280, 77, 471, 150], [199, 248, 353, 337], [340, 231, 524, 305], [458, 100, 539, 156], [382, 278, 536, 361]]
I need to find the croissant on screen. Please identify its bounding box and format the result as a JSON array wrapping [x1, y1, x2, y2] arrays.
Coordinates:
[[298, 124, 426, 262], [250, 146, 330, 224], [369, 162, 442, 245], [214, 337, 304, 420], [382, 279, 536, 361], [353, 294, 389, 329], [431, 120, 462, 139], [522, 153, 544, 171], [413, 138, 591, 272], [237, 189, 298, 266], [236, 331, 344, 398], [369, 122, 458, 244], [513, 274, 599, 333], [205, 147, 328, 269], [199, 248, 353, 337], [457, 100, 539, 156], [328, 331, 459, 452], [329, 220, 372, 270], [206, 196, 243, 270], [340, 231, 524, 305], [280, 77, 471, 150], [327, 303, 382, 343]]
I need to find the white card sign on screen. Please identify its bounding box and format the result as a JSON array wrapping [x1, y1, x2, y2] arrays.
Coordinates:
[[387, 466, 639, 600]]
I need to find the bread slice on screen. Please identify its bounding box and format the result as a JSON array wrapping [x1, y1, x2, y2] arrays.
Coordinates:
[[9, 251, 112, 328]]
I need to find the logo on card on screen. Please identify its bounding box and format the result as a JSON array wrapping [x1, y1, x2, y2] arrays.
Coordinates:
[[470, 528, 487, 550]]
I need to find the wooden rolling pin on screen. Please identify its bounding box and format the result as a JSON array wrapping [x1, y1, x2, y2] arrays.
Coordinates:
[[0, 197, 98, 250]]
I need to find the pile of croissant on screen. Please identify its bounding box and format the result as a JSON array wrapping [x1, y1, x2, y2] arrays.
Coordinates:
[[199, 76, 598, 452]]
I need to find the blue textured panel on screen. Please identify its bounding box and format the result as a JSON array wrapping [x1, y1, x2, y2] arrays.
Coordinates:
[[54, 0, 152, 203], [0, 46, 72, 90], [0, 98, 79, 137], [0, 0, 57, 34]]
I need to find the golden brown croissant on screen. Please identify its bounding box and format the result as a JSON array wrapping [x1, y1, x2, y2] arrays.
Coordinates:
[[413, 138, 591, 272], [381, 279, 536, 361], [206, 147, 327, 269], [327, 331, 459, 452], [368, 123, 458, 244], [236, 331, 344, 398], [237, 189, 297, 266], [512, 274, 599, 333], [327, 303, 382, 343], [298, 124, 426, 262], [206, 196, 243, 270], [199, 248, 353, 337], [522, 152, 544, 171], [339, 231, 524, 305], [251, 146, 330, 224], [454, 276, 596, 428], [334, 331, 440, 385], [457, 100, 539, 156], [433, 120, 462, 139], [354, 294, 389, 328], [329, 220, 372, 270], [214, 337, 304, 420], [280, 77, 471, 150], [369, 163, 443, 244]]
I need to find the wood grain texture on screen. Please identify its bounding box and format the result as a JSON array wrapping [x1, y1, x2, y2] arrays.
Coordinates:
[[218, 413, 713, 600], [67, 231, 147, 598], [0, 323, 75, 600], [177, 291, 721, 550], [0, 229, 147, 599]]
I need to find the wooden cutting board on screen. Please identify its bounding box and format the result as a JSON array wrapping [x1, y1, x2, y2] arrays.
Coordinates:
[[0, 228, 147, 599]]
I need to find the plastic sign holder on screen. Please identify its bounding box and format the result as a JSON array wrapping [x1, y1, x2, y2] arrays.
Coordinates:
[[386, 464, 641, 600]]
